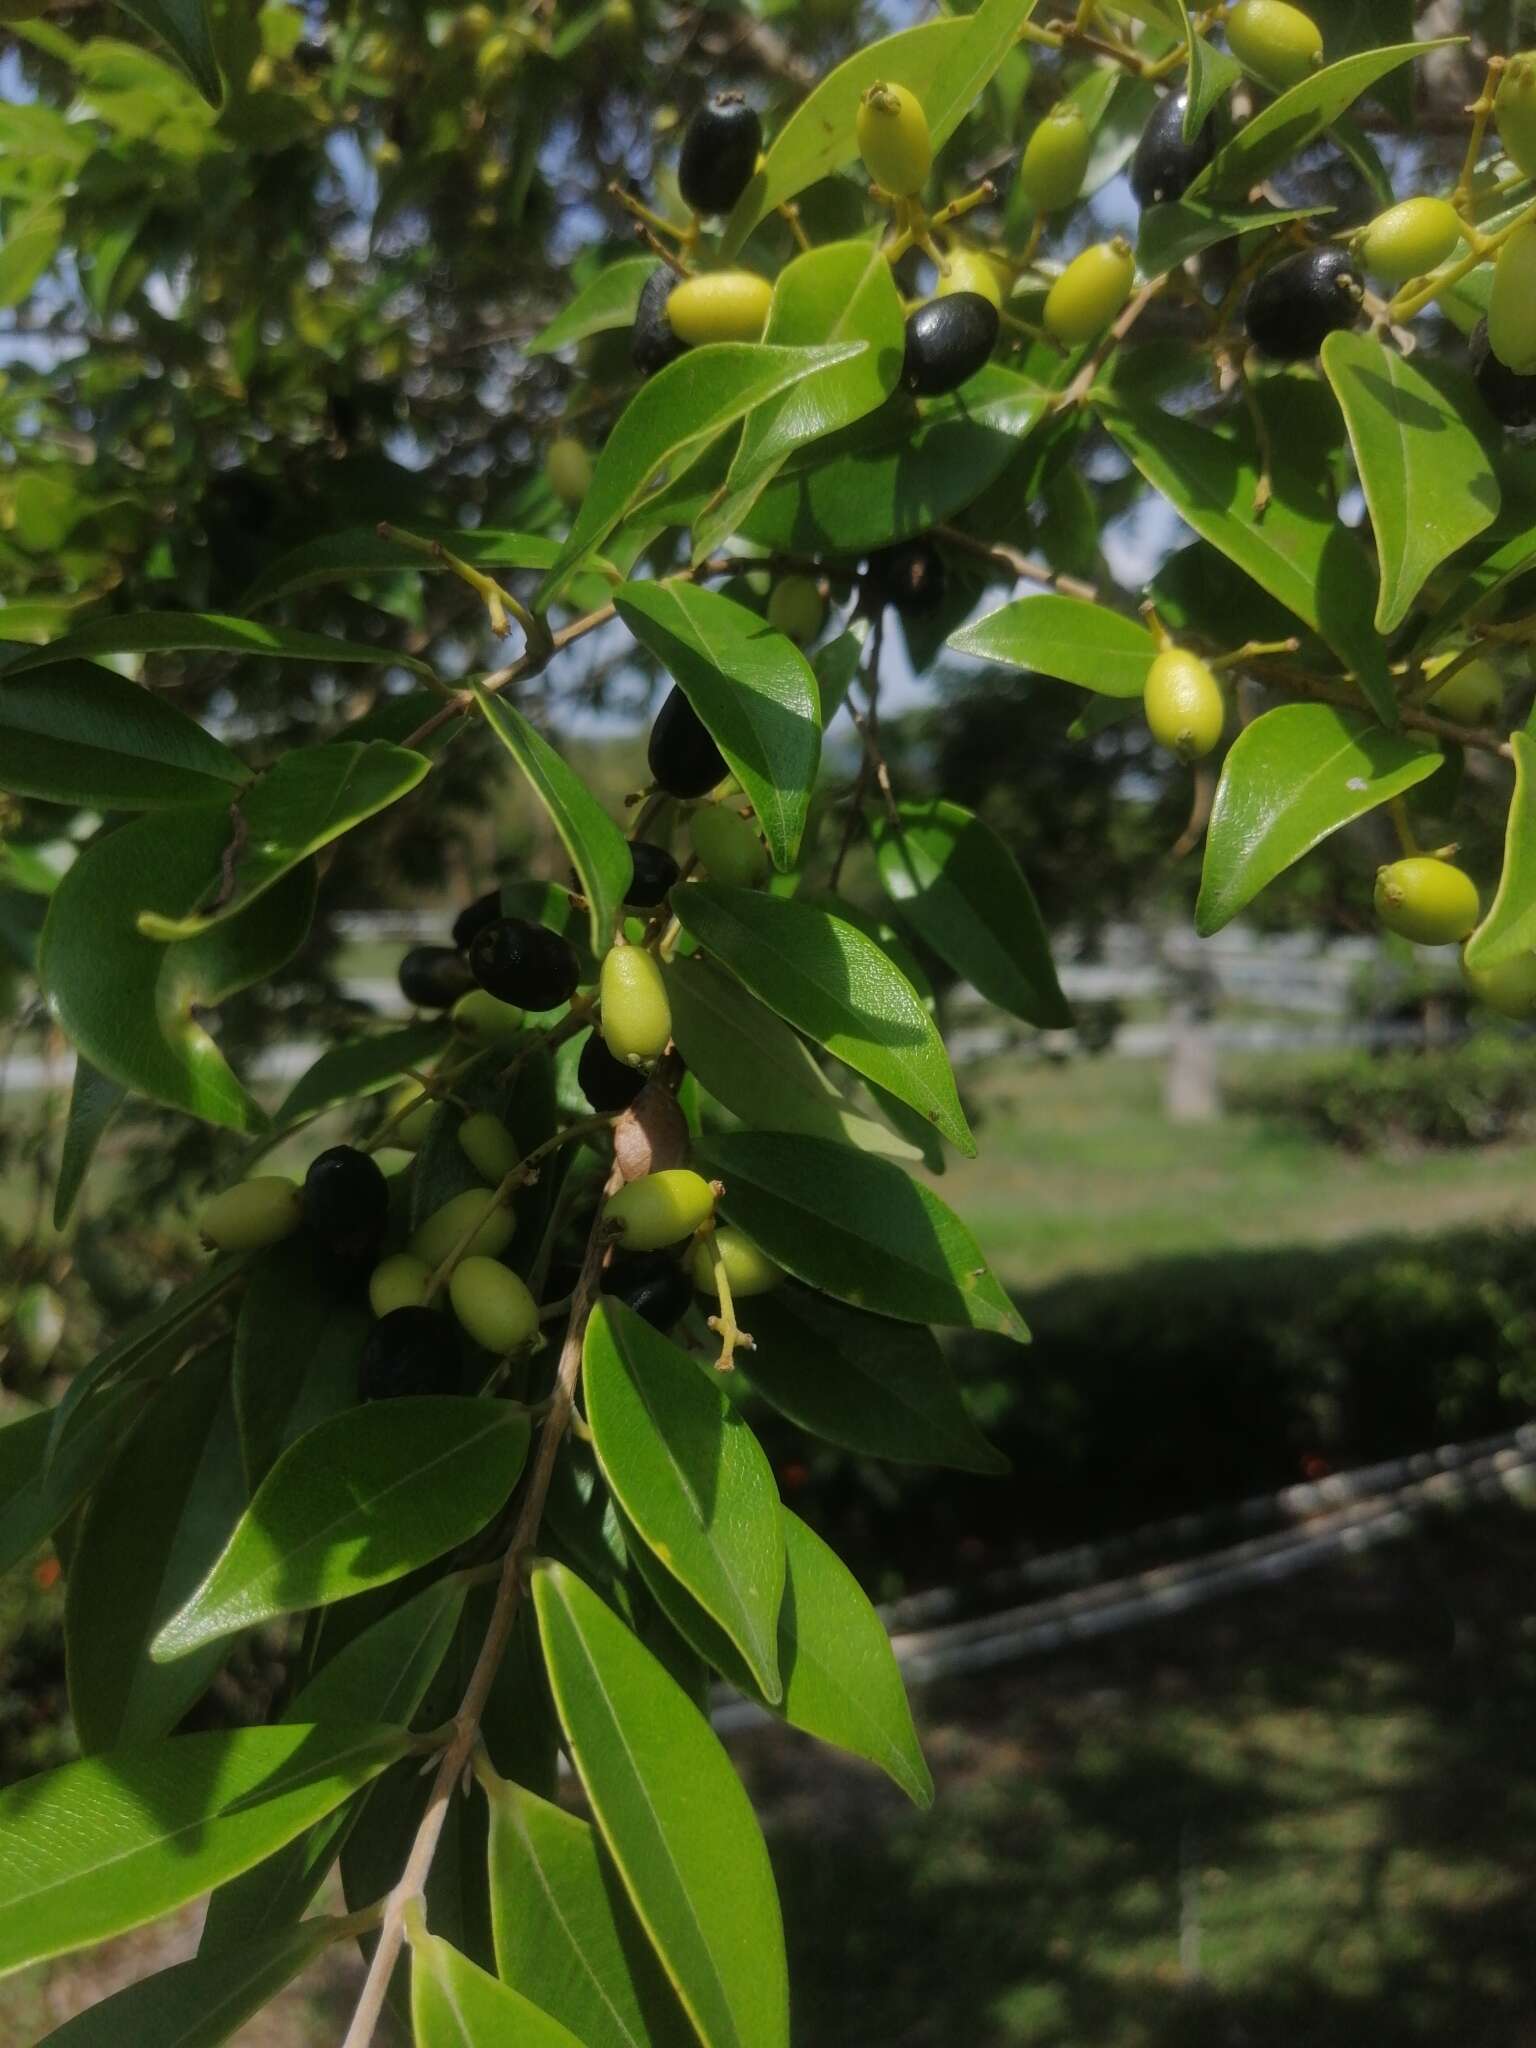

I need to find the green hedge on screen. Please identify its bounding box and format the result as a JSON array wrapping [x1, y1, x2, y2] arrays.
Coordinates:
[[1230, 1035, 1536, 1149]]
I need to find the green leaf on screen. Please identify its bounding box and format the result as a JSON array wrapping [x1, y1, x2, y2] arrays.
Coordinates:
[[238, 526, 568, 611], [0, 661, 248, 808], [535, 342, 864, 608], [53, 1057, 128, 1229], [0, 207, 63, 309], [868, 799, 1069, 1028], [472, 685, 632, 954], [949, 594, 1155, 699], [66, 1341, 245, 1752], [411, 1928, 587, 2047], [38, 808, 317, 1133], [0, 1723, 408, 1978], [1466, 730, 1536, 970], [664, 952, 921, 1163], [0, 611, 435, 679], [533, 1560, 789, 2048], [114, 0, 223, 103], [530, 256, 659, 355], [1413, 515, 1536, 656], [584, 1300, 787, 1702], [671, 881, 974, 1155], [1196, 702, 1442, 934], [35, 1920, 343, 2047], [1320, 330, 1500, 636], [273, 1019, 451, 1130], [740, 1286, 1007, 1473], [0, 1389, 138, 1577], [136, 741, 428, 941], [614, 583, 821, 872], [925, 0, 1044, 151], [1136, 201, 1329, 277], [1099, 389, 1395, 723], [812, 624, 866, 723], [486, 1775, 694, 2048], [1189, 40, 1458, 199], [1184, 31, 1242, 137], [233, 1239, 371, 1490], [151, 1399, 529, 1659], [694, 1131, 1027, 1342]]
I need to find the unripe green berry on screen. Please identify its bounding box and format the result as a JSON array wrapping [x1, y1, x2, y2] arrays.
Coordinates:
[[766, 574, 826, 644], [1143, 648, 1225, 761], [458, 1111, 520, 1184], [939, 250, 1004, 312], [199, 1176, 303, 1253], [14, 1283, 64, 1368], [410, 1188, 516, 1268], [1426, 653, 1503, 728], [689, 1227, 782, 1299], [599, 943, 672, 1065], [451, 989, 527, 1045], [1495, 55, 1536, 181], [448, 1255, 539, 1353], [545, 436, 591, 507], [1356, 197, 1461, 285], [690, 801, 770, 887], [605, 1168, 716, 1251], [388, 1083, 438, 1149], [665, 271, 773, 345], [1226, 0, 1324, 91], [369, 1252, 433, 1318], [1488, 220, 1536, 375], [1464, 946, 1536, 1019], [1374, 857, 1480, 947], [1043, 239, 1135, 346], [1018, 103, 1091, 214], [855, 80, 932, 196]]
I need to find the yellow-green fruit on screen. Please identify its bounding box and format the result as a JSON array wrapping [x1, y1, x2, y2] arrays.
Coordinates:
[[939, 250, 1005, 312], [1426, 654, 1503, 729], [14, 1283, 64, 1368], [766, 574, 826, 644], [690, 802, 769, 887], [1373, 857, 1480, 946], [1495, 55, 1536, 180], [599, 944, 672, 1065], [199, 1176, 303, 1253], [458, 1112, 520, 1183], [1226, 0, 1324, 90], [855, 80, 932, 196], [1018, 103, 1091, 214], [1464, 947, 1536, 1019], [451, 990, 526, 1044], [689, 1227, 782, 1299], [474, 31, 520, 90], [410, 1188, 516, 1267], [369, 1253, 433, 1318], [1043, 239, 1135, 346], [545, 436, 591, 507], [448, 1256, 539, 1353], [1356, 197, 1461, 285], [450, 3, 495, 47], [665, 271, 773, 345], [1143, 648, 1226, 762], [605, 1168, 715, 1250], [1488, 220, 1536, 375], [389, 1084, 438, 1149]]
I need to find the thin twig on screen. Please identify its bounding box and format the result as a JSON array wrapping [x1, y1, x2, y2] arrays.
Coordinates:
[[936, 525, 1100, 604]]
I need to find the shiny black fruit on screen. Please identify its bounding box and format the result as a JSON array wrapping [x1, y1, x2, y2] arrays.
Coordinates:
[[865, 538, 946, 617], [1471, 317, 1536, 429], [632, 264, 688, 377], [625, 841, 681, 908], [359, 1306, 458, 1400], [1129, 90, 1215, 208], [578, 1029, 648, 1112], [678, 91, 762, 218], [902, 293, 999, 396], [1244, 245, 1363, 361], [303, 1145, 389, 1263], [603, 1250, 694, 1332], [469, 916, 582, 1011], [648, 686, 727, 798], [398, 944, 477, 1010], [451, 890, 502, 952]]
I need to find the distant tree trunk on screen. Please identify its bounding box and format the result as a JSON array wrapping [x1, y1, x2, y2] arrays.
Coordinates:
[[1164, 963, 1221, 1123]]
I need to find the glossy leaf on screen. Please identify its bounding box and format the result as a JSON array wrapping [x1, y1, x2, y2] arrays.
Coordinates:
[[812, 625, 866, 724], [0, 1387, 141, 1579], [151, 1400, 529, 1659], [950, 594, 1154, 698], [115, 0, 223, 103], [1466, 731, 1536, 970], [39, 807, 317, 1132], [239, 527, 573, 610], [0, 1723, 408, 1977], [694, 1131, 1027, 1343], [671, 882, 974, 1154], [273, 1018, 451, 1130], [233, 1239, 370, 1490], [1320, 330, 1499, 635], [584, 1300, 786, 1701], [530, 256, 658, 354], [53, 1057, 127, 1229], [411, 1927, 587, 2047], [0, 661, 248, 808], [0, 610, 435, 679], [1196, 702, 1442, 934], [740, 1286, 1007, 1474], [615, 583, 821, 871], [473, 684, 632, 953], [1184, 27, 1242, 137], [533, 1560, 790, 2048], [1136, 200, 1328, 277]]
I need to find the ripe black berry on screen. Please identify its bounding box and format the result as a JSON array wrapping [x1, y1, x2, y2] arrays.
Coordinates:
[[648, 686, 727, 798], [1128, 90, 1215, 208], [902, 294, 999, 396], [578, 1029, 648, 1112], [632, 264, 688, 377], [1244, 245, 1363, 361], [359, 1306, 459, 1400], [865, 538, 946, 617], [302, 1145, 389, 1264], [451, 889, 502, 952], [1472, 316, 1536, 428], [602, 1250, 693, 1333], [398, 945, 477, 1010], [678, 91, 762, 218], [469, 916, 582, 1011], [625, 841, 680, 908]]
